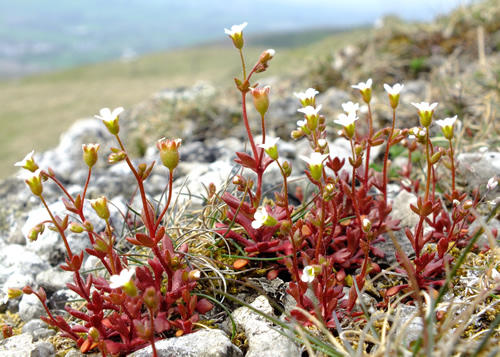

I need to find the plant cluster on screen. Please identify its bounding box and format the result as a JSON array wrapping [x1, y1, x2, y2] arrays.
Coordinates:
[[9, 109, 212, 356], [218, 22, 498, 329], [3, 21, 500, 357]]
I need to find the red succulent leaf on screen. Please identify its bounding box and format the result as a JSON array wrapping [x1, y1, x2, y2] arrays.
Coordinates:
[[234, 151, 257, 170]]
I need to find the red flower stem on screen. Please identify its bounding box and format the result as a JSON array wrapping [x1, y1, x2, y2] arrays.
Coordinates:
[[115, 135, 155, 234], [74, 270, 91, 302], [414, 216, 425, 258], [238, 48, 247, 81], [81, 168, 92, 205], [152, 246, 173, 292], [154, 170, 174, 232], [276, 161, 304, 303], [424, 130, 432, 201], [314, 182, 326, 261], [364, 104, 373, 189], [448, 138, 456, 192], [46, 171, 98, 247], [241, 93, 259, 162], [40, 195, 73, 259], [33, 291, 80, 341], [382, 108, 396, 204], [350, 138, 362, 228]]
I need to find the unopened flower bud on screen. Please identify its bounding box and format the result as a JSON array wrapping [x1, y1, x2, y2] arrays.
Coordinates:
[[487, 176, 498, 191], [258, 49, 275, 64], [430, 151, 442, 165], [280, 220, 292, 236], [82, 144, 100, 168], [157, 138, 182, 171], [250, 86, 270, 117], [362, 218, 372, 233], [88, 327, 99, 342], [188, 270, 201, 280], [143, 286, 159, 310], [22, 286, 34, 295], [354, 144, 363, 156], [108, 150, 127, 164], [90, 196, 110, 220], [463, 200, 473, 210], [291, 130, 304, 140], [69, 222, 84, 234], [82, 220, 94, 232], [282, 161, 292, 177], [28, 223, 45, 241]]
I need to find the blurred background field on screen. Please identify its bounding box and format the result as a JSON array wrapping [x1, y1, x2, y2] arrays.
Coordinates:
[[0, 0, 478, 179]]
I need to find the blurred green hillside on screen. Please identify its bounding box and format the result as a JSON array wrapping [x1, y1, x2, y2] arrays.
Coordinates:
[[0, 28, 367, 179]]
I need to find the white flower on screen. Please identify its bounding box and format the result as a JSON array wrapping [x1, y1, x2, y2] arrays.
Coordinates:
[[383, 83, 404, 95], [341, 101, 359, 114], [95, 107, 124, 122], [453, 199, 460, 206], [257, 137, 280, 150], [14, 150, 35, 167], [334, 112, 358, 127], [435, 115, 457, 128], [297, 120, 307, 127], [411, 102, 438, 112], [17, 168, 42, 181], [109, 268, 136, 289], [299, 152, 329, 166], [352, 78, 372, 91], [294, 88, 319, 101], [251, 207, 277, 229], [297, 105, 322, 117], [224, 22, 248, 36], [301, 266, 318, 283], [317, 139, 327, 148], [487, 176, 498, 191]]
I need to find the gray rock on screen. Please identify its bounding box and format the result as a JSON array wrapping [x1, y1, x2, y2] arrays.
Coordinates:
[[36, 267, 73, 294], [231, 295, 301, 357], [468, 217, 500, 249], [457, 151, 500, 192], [129, 329, 242, 357], [0, 333, 55, 357], [36, 118, 118, 183], [373, 229, 415, 267], [22, 319, 55, 341], [4, 272, 35, 291], [393, 305, 424, 347], [0, 244, 49, 286], [391, 190, 419, 229], [19, 293, 45, 322]]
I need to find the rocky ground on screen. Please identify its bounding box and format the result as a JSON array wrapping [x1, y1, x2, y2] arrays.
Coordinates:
[[1, 1, 500, 356]]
